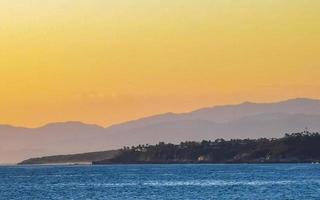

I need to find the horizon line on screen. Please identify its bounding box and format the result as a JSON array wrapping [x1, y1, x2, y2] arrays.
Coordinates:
[[0, 97, 318, 129]]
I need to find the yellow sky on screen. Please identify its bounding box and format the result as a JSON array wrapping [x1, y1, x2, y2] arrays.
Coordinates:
[[0, 0, 320, 127]]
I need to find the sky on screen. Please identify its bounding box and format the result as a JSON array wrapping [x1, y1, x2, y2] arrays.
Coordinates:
[[0, 0, 320, 128]]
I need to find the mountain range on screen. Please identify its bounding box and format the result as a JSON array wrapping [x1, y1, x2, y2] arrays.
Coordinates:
[[1, 98, 320, 163]]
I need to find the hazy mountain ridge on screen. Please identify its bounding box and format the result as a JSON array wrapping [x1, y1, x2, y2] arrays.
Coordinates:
[[1, 98, 320, 163]]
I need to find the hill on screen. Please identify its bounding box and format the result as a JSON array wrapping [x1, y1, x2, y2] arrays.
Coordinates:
[[94, 131, 320, 164], [2, 98, 320, 163], [19, 150, 120, 165], [20, 131, 320, 164]]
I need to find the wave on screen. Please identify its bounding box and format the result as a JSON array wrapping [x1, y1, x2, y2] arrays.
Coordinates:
[[143, 180, 296, 186], [51, 180, 298, 187], [10, 179, 320, 189]]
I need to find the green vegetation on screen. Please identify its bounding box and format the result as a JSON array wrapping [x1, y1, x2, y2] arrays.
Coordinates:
[[20, 131, 320, 165], [94, 131, 320, 164]]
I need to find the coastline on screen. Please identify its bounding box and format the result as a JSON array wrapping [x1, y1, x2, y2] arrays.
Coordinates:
[[15, 161, 320, 166]]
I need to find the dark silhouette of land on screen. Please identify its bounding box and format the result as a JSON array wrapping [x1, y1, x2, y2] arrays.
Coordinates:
[[20, 131, 320, 165], [19, 150, 120, 165], [3, 98, 320, 163]]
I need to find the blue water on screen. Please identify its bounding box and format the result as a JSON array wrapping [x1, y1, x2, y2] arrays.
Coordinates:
[[0, 164, 320, 199]]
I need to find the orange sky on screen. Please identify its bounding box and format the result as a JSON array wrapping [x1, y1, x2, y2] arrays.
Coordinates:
[[0, 0, 320, 127]]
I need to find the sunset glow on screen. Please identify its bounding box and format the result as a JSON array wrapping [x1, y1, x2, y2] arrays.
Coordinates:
[[1, 0, 320, 127]]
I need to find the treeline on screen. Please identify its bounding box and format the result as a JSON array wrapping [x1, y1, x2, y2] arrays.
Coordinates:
[[94, 131, 320, 164]]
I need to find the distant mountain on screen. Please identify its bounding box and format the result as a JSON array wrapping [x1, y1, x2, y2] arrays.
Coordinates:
[[102, 98, 320, 145], [1, 98, 320, 164], [185, 98, 320, 122]]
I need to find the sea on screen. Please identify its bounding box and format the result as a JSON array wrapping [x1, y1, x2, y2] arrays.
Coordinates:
[[0, 164, 320, 199]]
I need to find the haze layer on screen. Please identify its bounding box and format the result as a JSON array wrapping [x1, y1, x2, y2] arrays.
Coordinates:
[[0, 0, 319, 127]]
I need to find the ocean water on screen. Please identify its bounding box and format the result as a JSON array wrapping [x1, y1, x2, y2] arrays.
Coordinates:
[[0, 164, 320, 199]]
